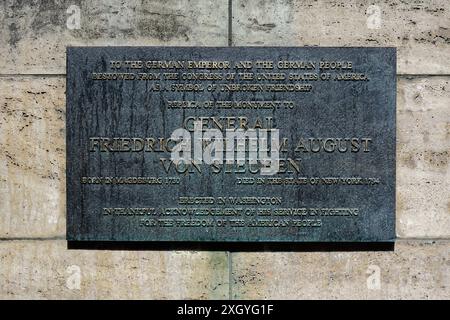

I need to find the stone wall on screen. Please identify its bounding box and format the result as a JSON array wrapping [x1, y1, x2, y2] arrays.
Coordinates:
[[0, 0, 448, 299]]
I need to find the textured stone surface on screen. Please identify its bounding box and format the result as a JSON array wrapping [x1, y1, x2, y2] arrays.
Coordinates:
[[232, 0, 450, 74], [1, 76, 448, 239], [0, 0, 228, 74], [0, 0, 449, 300], [0, 77, 66, 238], [397, 77, 450, 238], [0, 240, 229, 299], [231, 240, 450, 299]]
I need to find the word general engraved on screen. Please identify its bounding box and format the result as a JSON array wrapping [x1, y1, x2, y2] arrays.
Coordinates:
[[66, 47, 396, 242]]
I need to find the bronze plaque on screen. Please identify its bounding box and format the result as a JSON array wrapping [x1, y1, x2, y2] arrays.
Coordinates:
[[66, 47, 396, 242]]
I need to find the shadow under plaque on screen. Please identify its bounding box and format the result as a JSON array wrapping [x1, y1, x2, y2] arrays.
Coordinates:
[[67, 241, 395, 252]]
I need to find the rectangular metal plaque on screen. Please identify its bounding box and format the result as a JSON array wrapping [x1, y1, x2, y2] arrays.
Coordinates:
[[67, 47, 396, 242]]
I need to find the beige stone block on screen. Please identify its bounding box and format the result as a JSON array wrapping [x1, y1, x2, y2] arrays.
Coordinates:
[[397, 77, 450, 238], [231, 240, 450, 299], [0, 76, 66, 238], [0, 0, 228, 74], [232, 0, 450, 74], [0, 240, 229, 299]]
